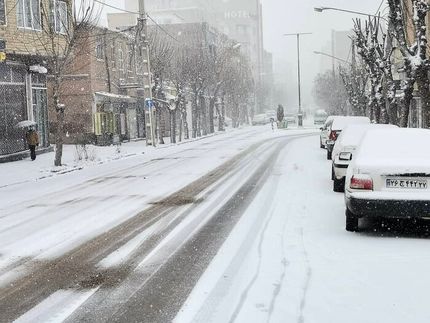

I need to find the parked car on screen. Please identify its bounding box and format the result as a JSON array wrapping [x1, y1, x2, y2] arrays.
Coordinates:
[[319, 116, 336, 149], [344, 128, 430, 232], [331, 124, 398, 192], [325, 116, 370, 160], [314, 109, 328, 125], [252, 114, 268, 125]]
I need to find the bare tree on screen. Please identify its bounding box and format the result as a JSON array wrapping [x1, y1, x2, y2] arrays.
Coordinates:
[[339, 63, 368, 117], [313, 71, 348, 115], [207, 36, 240, 133], [148, 29, 175, 144], [388, 0, 429, 127], [24, 0, 99, 166], [353, 18, 386, 123], [182, 36, 211, 138], [223, 53, 254, 128]]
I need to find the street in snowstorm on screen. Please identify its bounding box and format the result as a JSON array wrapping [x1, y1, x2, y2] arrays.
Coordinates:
[[1, 127, 430, 323], [2, 0, 430, 322]]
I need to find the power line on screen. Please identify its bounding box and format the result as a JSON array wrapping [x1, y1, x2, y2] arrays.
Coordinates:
[[146, 14, 180, 43], [93, 0, 139, 15], [375, 0, 385, 15], [92, 0, 180, 43]]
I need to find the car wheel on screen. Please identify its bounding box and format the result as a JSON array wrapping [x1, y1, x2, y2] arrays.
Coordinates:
[[320, 139, 324, 149], [331, 165, 335, 180], [327, 150, 332, 160], [345, 209, 359, 232], [333, 177, 345, 192]]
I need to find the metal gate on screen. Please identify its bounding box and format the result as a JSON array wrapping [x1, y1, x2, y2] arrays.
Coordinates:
[[0, 64, 27, 155]]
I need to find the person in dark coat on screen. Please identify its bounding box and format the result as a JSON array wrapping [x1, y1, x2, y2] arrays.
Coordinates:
[[26, 127, 39, 161]]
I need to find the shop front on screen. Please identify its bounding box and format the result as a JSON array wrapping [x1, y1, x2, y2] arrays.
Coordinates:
[[93, 92, 139, 145]]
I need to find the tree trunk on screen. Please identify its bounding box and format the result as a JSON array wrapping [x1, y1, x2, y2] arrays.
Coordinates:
[[376, 83, 388, 124], [387, 81, 399, 125], [170, 109, 176, 144], [181, 105, 189, 140], [400, 79, 414, 128], [215, 99, 224, 132], [417, 69, 430, 128], [179, 117, 183, 142], [200, 94, 208, 136], [53, 80, 63, 167], [157, 104, 165, 144], [209, 97, 215, 134], [191, 93, 198, 138], [54, 109, 64, 167]]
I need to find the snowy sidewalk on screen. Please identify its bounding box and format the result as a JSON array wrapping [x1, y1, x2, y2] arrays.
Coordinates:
[[0, 126, 318, 189]]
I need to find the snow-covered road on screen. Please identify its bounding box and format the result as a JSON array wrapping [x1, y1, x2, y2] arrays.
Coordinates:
[[2, 127, 429, 323], [176, 135, 430, 323], [0, 126, 314, 321]]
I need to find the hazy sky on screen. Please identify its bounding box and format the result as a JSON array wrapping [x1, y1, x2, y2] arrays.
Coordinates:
[[262, 0, 388, 108]]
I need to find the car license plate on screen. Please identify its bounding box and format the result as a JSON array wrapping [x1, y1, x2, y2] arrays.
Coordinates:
[[386, 178, 428, 189]]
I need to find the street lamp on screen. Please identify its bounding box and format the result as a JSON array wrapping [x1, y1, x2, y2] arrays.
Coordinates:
[[313, 51, 350, 64], [314, 6, 388, 22], [284, 32, 312, 127]]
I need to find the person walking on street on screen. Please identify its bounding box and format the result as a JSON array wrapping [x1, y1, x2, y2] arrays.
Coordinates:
[[26, 127, 39, 161]]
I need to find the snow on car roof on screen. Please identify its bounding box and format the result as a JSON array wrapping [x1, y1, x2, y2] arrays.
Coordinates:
[[354, 128, 430, 171], [338, 124, 398, 147], [331, 116, 370, 131]]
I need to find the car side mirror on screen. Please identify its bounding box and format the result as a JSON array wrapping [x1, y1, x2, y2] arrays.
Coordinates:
[[320, 127, 324, 131]]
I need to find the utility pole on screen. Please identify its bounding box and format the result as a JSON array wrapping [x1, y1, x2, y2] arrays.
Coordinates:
[[284, 32, 312, 127], [331, 30, 336, 78], [138, 0, 156, 146]]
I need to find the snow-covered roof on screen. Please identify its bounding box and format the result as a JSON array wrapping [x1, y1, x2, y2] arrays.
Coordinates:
[[95, 92, 136, 102], [354, 128, 430, 173], [338, 124, 398, 147], [331, 116, 370, 131]]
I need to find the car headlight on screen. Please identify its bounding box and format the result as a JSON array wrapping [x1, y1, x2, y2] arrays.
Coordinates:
[[339, 152, 352, 161]]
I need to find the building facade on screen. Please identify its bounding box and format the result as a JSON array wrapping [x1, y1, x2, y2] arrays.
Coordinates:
[[0, 0, 62, 156], [54, 26, 146, 145]]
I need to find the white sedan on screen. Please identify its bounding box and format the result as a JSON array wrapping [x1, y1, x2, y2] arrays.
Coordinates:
[[344, 128, 430, 232], [331, 124, 398, 192]]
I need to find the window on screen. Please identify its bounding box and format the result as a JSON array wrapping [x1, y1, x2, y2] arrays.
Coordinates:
[[118, 47, 124, 78], [96, 36, 104, 60], [0, 0, 5, 25], [110, 41, 116, 69], [17, 0, 41, 30], [53, 0, 68, 33], [127, 44, 134, 72]]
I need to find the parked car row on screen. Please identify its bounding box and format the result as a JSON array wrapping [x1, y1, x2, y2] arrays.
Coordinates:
[[320, 116, 430, 233]]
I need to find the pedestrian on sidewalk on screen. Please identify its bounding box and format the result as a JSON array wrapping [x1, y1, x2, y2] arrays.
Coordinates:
[[26, 127, 39, 161]]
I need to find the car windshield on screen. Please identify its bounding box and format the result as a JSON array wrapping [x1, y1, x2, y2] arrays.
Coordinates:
[[2, 1, 430, 323]]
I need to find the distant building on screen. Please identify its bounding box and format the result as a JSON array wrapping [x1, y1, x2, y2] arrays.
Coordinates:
[[108, 0, 267, 111]]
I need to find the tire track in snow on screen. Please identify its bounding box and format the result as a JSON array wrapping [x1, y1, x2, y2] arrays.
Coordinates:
[[228, 208, 275, 323], [0, 136, 277, 322], [298, 227, 312, 323], [266, 201, 290, 323]]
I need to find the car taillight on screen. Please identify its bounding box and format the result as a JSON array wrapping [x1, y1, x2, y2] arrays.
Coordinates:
[[350, 175, 373, 190], [329, 131, 337, 141]]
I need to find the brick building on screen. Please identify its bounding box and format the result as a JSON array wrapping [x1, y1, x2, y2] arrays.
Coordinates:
[[0, 0, 66, 156], [54, 26, 146, 145]]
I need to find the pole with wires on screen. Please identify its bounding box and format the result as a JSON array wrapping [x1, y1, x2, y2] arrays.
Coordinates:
[[138, 0, 156, 146]]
